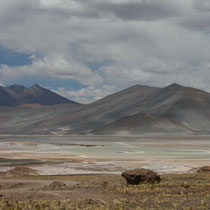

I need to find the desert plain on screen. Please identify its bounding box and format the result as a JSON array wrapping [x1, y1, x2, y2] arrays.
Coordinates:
[[0, 135, 210, 209]]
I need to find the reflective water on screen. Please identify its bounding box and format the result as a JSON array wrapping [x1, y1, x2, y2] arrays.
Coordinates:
[[1, 135, 210, 159]]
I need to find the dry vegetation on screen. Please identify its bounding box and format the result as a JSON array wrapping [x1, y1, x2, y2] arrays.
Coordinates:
[[1, 173, 210, 209]]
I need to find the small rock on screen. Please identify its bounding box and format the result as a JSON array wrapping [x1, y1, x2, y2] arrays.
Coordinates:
[[85, 199, 97, 205], [122, 168, 161, 185], [48, 181, 66, 190], [102, 181, 109, 189]]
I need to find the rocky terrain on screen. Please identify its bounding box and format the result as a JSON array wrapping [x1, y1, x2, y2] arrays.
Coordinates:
[[0, 83, 210, 134], [1, 172, 210, 209]]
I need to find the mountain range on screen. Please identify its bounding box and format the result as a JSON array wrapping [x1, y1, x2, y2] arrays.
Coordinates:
[[0, 84, 79, 106], [0, 83, 210, 135]]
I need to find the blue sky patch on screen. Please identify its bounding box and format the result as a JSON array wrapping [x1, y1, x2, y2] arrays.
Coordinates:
[[0, 46, 32, 67]]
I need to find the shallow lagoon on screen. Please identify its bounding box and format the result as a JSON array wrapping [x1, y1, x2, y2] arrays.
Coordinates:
[[1, 135, 210, 158], [1, 135, 210, 174]]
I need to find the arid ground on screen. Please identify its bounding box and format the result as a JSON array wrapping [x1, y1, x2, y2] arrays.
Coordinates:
[[1, 135, 210, 209], [1, 173, 210, 209]]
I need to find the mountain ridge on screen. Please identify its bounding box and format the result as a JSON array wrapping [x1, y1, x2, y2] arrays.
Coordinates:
[[0, 83, 210, 135], [0, 84, 79, 106], [89, 113, 193, 135]]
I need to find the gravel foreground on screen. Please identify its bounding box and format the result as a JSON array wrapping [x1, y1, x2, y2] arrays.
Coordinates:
[[1, 173, 210, 209]]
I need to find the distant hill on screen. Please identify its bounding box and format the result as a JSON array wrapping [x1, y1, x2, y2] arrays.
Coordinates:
[[90, 113, 193, 135], [0, 84, 79, 106], [0, 83, 210, 135], [89, 83, 210, 134]]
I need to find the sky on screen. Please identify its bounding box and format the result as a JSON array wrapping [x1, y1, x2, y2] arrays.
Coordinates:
[[0, 0, 210, 103]]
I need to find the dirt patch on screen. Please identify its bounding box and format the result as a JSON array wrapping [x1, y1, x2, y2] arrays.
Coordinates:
[[2, 166, 39, 177], [0, 182, 29, 190]]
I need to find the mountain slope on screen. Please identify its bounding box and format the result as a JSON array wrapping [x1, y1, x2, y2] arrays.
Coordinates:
[[0, 86, 18, 106], [90, 113, 193, 135], [34, 83, 210, 134], [0, 84, 79, 106], [158, 84, 210, 132], [0, 83, 210, 134]]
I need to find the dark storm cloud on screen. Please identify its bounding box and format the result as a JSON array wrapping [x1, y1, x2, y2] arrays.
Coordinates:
[[1, 0, 210, 103], [93, 1, 180, 21], [180, 14, 210, 31], [192, 0, 210, 12], [178, 1, 210, 31]]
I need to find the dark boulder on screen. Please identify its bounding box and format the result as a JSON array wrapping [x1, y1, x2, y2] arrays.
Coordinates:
[[122, 168, 161, 185], [198, 166, 210, 173]]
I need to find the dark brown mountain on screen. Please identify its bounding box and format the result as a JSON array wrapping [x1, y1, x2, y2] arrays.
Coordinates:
[[0, 84, 79, 106]]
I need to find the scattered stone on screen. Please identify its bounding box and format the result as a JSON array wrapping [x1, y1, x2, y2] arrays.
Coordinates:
[[102, 181, 109, 189], [2, 166, 38, 177], [11, 183, 23, 188], [181, 183, 190, 189], [122, 168, 161, 185], [27, 195, 32, 199], [48, 181, 66, 190], [197, 166, 210, 173], [85, 199, 98, 205]]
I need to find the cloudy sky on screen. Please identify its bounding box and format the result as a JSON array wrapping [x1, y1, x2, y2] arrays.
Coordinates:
[[0, 0, 210, 103]]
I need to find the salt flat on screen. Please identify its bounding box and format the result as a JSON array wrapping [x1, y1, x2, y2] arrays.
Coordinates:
[[1, 135, 210, 175]]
